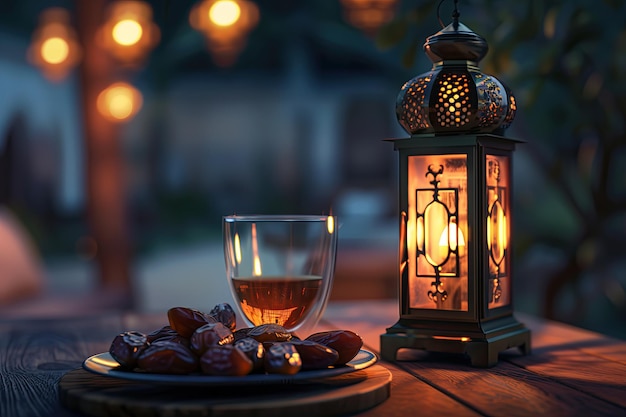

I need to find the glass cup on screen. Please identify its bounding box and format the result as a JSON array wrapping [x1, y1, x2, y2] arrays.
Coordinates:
[[223, 215, 338, 335]]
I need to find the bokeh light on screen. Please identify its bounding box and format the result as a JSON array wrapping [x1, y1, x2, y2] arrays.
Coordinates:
[[98, 1, 159, 66], [28, 8, 81, 81], [209, 0, 241, 27], [96, 82, 143, 122], [189, 0, 259, 67], [40, 36, 69, 64], [340, 0, 398, 35], [112, 19, 143, 46]]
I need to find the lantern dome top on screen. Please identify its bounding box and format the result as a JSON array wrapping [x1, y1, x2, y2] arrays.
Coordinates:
[[424, 21, 488, 63], [396, 14, 516, 136]]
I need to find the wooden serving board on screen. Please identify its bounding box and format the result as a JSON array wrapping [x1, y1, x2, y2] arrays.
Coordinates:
[[58, 365, 391, 417]]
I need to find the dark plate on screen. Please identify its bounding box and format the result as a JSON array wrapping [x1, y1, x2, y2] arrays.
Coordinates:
[[83, 349, 377, 386]]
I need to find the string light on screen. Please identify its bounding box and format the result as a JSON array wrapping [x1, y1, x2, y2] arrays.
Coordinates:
[[97, 1, 159, 66], [28, 8, 81, 81], [96, 82, 143, 122], [189, 0, 259, 67]]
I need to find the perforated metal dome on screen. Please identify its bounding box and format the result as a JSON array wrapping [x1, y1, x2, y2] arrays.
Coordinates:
[[396, 21, 516, 135]]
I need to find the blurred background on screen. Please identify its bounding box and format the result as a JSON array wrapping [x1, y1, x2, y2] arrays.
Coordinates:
[[0, 0, 624, 339]]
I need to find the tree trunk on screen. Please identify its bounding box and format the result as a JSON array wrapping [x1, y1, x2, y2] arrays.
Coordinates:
[[74, 0, 133, 307]]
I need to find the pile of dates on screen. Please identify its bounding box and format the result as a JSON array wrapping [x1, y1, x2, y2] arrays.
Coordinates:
[[109, 303, 363, 376]]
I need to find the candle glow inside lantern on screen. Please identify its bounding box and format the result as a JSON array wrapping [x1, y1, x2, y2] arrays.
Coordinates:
[[380, 4, 531, 367]]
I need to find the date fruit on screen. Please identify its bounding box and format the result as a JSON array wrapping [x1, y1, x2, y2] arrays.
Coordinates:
[[146, 326, 188, 346], [137, 340, 198, 374], [200, 345, 253, 376], [109, 331, 148, 369], [189, 322, 234, 355], [167, 307, 217, 338], [232, 327, 252, 342], [247, 324, 293, 343], [264, 343, 301, 374], [209, 303, 237, 331], [305, 330, 363, 365], [285, 339, 339, 370], [108, 302, 365, 377], [234, 337, 265, 371]]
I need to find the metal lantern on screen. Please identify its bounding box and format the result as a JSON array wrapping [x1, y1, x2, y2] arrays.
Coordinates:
[[380, 4, 530, 367]]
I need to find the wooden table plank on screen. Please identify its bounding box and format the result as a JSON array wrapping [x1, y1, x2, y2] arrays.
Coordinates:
[[509, 347, 626, 408], [356, 360, 481, 417], [321, 301, 481, 416], [323, 301, 626, 416], [511, 314, 626, 407], [398, 355, 624, 417], [584, 343, 626, 365], [518, 313, 626, 364], [0, 315, 125, 417], [1, 300, 624, 417]]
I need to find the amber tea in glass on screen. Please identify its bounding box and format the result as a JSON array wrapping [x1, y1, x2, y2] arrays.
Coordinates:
[[223, 215, 337, 334]]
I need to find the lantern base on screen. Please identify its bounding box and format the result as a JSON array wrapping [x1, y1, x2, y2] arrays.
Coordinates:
[[380, 316, 531, 368]]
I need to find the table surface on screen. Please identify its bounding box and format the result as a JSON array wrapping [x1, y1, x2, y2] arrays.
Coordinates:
[[1, 299, 625, 417]]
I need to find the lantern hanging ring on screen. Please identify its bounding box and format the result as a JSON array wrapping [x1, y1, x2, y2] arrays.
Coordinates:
[[437, 0, 460, 30]]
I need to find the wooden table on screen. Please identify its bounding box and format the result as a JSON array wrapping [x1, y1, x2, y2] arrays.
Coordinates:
[[1, 300, 625, 416]]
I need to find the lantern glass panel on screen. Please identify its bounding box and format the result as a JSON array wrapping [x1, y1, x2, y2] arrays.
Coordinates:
[[408, 154, 468, 311], [486, 154, 511, 308]]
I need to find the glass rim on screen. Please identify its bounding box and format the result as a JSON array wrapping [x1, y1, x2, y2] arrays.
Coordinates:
[[223, 214, 335, 222]]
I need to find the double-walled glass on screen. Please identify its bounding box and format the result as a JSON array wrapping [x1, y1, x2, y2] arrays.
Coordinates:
[[223, 215, 337, 334]]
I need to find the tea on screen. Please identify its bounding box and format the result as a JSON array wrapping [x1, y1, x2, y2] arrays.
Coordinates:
[[231, 275, 323, 329]]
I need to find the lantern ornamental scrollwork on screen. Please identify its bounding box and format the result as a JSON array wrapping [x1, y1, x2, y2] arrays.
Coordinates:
[[418, 165, 458, 303]]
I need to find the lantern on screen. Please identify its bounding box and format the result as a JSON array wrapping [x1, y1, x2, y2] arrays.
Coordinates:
[[380, 1, 530, 367]]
